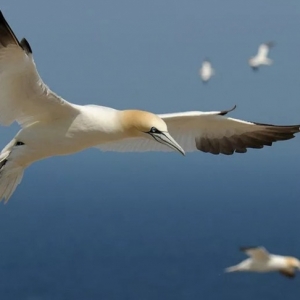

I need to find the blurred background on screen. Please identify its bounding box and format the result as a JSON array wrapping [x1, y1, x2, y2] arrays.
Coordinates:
[[1, 1, 300, 299]]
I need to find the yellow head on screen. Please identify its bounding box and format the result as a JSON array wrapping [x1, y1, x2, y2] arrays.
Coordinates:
[[286, 257, 300, 270], [120, 110, 185, 155]]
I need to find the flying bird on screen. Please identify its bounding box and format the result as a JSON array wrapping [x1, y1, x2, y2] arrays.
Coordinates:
[[199, 59, 215, 83], [225, 246, 300, 278], [248, 42, 275, 71], [0, 12, 299, 202]]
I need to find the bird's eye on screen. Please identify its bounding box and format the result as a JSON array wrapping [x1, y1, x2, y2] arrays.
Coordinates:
[[150, 127, 158, 133], [15, 141, 24, 146]]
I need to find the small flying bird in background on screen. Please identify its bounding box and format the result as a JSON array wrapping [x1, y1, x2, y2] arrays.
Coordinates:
[[225, 246, 300, 279], [199, 58, 215, 83], [248, 42, 275, 71]]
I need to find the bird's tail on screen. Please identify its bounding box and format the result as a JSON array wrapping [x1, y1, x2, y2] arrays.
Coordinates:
[[0, 151, 24, 203]]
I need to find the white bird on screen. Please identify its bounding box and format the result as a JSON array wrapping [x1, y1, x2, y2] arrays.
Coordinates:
[[199, 59, 214, 83], [225, 246, 300, 278], [0, 12, 299, 202], [248, 42, 275, 71]]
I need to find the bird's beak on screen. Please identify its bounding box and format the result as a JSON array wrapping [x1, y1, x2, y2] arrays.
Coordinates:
[[151, 131, 185, 156]]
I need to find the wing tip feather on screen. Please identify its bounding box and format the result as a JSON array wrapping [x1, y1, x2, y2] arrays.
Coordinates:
[[20, 38, 32, 54], [218, 105, 237, 116], [0, 11, 32, 54], [240, 246, 259, 252], [0, 10, 20, 47]]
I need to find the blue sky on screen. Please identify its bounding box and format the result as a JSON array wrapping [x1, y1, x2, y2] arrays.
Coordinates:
[[0, 1, 300, 299]]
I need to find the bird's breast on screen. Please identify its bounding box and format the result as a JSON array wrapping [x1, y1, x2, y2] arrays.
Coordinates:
[[16, 113, 126, 164]]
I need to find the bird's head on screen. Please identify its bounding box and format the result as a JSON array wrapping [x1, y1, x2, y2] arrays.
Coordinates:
[[286, 257, 300, 270], [120, 110, 185, 155]]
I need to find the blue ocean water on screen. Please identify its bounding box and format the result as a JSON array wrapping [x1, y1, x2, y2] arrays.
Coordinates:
[[0, 152, 299, 300]]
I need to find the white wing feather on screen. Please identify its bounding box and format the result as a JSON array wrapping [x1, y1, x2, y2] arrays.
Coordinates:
[[257, 43, 269, 59], [241, 247, 270, 261], [0, 38, 78, 127], [0, 12, 77, 127]]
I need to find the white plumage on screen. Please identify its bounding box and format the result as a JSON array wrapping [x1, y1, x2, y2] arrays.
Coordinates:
[[199, 59, 214, 82], [225, 246, 300, 278], [248, 42, 275, 70], [0, 12, 298, 202]]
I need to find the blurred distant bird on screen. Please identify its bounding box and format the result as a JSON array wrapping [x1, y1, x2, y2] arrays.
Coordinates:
[[199, 59, 214, 83], [0, 11, 299, 202], [248, 42, 275, 71], [225, 246, 300, 278]]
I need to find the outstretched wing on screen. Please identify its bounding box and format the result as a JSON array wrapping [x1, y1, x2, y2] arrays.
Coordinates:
[[257, 41, 274, 58], [0, 11, 78, 127], [240, 246, 270, 261], [96, 106, 300, 155]]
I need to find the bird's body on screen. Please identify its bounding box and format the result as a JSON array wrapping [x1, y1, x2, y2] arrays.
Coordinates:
[[225, 247, 300, 278], [229, 255, 288, 272], [199, 59, 214, 82], [248, 42, 275, 70], [0, 11, 299, 202], [7, 105, 122, 166]]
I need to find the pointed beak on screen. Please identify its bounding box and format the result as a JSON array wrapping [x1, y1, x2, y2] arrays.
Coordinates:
[[151, 131, 185, 156]]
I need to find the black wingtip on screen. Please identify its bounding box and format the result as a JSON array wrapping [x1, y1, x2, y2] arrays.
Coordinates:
[[0, 10, 5, 22], [265, 41, 275, 48], [0, 10, 10, 29], [20, 38, 32, 54], [253, 122, 300, 133], [218, 105, 237, 116], [239, 246, 258, 252], [0, 11, 32, 54], [279, 270, 296, 279], [0, 10, 20, 48]]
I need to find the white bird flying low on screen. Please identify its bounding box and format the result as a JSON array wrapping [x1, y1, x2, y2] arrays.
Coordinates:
[[199, 58, 215, 83], [248, 41, 275, 71], [0, 12, 299, 202], [225, 246, 300, 279]]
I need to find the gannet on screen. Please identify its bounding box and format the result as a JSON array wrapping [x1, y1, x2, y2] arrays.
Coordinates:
[[248, 42, 275, 71], [0, 12, 299, 202], [199, 58, 214, 83], [225, 246, 300, 278]]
